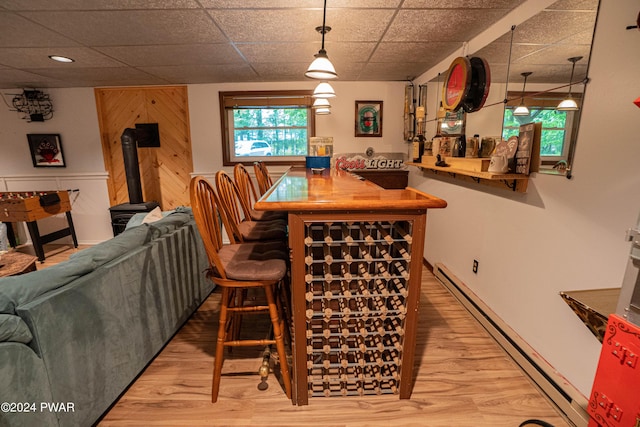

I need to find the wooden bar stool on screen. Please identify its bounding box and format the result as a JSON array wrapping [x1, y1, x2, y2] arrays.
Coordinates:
[[215, 170, 287, 244], [189, 176, 292, 403], [253, 161, 274, 196], [233, 163, 286, 222]]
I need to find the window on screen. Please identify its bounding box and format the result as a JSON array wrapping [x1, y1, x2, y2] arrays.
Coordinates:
[[220, 90, 315, 165], [503, 91, 581, 166]]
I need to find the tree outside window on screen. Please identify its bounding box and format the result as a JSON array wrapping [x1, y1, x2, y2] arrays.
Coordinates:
[[503, 91, 580, 165], [220, 91, 315, 166]]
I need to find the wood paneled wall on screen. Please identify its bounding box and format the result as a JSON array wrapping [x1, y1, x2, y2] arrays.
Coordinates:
[[95, 86, 193, 209]]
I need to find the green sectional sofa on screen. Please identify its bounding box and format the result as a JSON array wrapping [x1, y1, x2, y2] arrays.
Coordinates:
[[0, 209, 213, 427]]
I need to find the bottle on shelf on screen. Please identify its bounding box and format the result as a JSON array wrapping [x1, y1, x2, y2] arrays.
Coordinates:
[[411, 135, 425, 162]]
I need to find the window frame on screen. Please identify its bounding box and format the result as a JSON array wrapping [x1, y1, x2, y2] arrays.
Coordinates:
[[504, 91, 582, 167], [219, 90, 316, 166]]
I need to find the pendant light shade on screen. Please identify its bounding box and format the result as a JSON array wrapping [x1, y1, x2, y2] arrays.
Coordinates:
[[305, 0, 337, 80], [313, 82, 336, 98], [513, 71, 532, 116], [312, 98, 331, 109], [315, 107, 331, 115], [305, 51, 337, 80], [557, 56, 582, 111], [557, 98, 579, 111]]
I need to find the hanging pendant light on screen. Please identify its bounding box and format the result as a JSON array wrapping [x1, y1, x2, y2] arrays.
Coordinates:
[[513, 72, 532, 116], [305, 0, 337, 80], [557, 56, 582, 111], [315, 107, 331, 115], [312, 98, 331, 109], [313, 82, 336, 98]]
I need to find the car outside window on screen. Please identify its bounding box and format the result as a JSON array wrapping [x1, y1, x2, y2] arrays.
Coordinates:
[[220, 90, 315, 165]]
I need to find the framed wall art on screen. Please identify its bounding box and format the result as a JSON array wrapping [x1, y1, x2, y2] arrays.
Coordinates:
[[436, 109, 466, 136], [27, 133, 66, 167], [355, 101, 383, 137]]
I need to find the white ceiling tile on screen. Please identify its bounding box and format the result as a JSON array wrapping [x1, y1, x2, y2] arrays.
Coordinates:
[[0, 47, 126, 68], [23, 66, 165, 83], [371, 42, 461, 64], [96, 44, 244, 67], [200, 1, 401, 8], [208, 9, 317, 42], [140, 64, 259, 83], [20, 10, 227, 46], [402, 0, 524, 8], [0, 0, 200, 10], [385, 9, 513, 42], [0, 1, 600, 88], [0, 12, 80, 47], [251, 62, 309, 81], [510, 9, 598, 44], [0, 68, 66, 87], [358, 62, 428, 81], [237, 43, 314, 63]]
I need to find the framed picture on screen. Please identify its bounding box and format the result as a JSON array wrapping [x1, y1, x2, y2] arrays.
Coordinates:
[[355, 100, 383, 137], [27, 134, 66, 167], [437, 109, 466, 136]]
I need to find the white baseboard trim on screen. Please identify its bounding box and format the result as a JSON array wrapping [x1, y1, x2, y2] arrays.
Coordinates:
[[432, 262, 590, 427]]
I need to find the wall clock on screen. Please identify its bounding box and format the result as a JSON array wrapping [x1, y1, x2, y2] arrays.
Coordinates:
[[442, 57, 471, 111]]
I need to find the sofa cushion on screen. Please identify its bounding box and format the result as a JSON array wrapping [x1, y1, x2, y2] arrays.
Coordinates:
[[0, 255, 95, 314], [69, 223, 151, 268], [0, 313, 33, 344], [148, 212, 192, 239], [125, 209, 175, 230]]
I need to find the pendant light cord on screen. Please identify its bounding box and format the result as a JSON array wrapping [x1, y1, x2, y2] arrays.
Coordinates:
[[567, 61, 575, 97], [500, 25, 516, 137], [321, 0, 327, 51]]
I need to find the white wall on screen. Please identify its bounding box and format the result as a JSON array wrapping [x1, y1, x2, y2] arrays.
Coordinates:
[[1, 81, 407, 244], [189, 80, 408, 178], [410, 0, 640, 397], [0, 87, 113, 244]]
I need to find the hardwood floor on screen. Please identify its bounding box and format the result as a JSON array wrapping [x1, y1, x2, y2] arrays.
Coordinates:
[[25, 243, 572, 427]]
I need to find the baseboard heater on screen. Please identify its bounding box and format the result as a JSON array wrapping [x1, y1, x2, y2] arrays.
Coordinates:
[[432, 262, 590, 427]]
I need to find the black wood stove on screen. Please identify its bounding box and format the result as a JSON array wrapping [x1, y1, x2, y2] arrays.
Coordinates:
[[108, 128, 159, 236]]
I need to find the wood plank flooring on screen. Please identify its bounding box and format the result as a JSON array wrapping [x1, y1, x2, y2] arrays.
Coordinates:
[[25, 243, 572, 427]]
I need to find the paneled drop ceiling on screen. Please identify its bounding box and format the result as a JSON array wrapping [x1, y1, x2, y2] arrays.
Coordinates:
[[0, 0, 597, 88]]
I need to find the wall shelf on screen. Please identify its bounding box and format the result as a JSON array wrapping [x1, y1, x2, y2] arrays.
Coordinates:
[[407, 159, 529, 193]]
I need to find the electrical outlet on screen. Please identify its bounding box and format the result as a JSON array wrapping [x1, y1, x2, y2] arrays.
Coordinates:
[[473, 260, 479, 274]]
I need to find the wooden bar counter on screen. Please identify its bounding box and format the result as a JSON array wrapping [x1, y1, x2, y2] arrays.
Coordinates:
[[255, 167, 446, 405]]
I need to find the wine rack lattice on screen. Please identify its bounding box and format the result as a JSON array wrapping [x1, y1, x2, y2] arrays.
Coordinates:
[[303, 220, 413, 397]]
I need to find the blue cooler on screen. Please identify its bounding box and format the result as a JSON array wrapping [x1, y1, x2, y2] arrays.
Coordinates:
[[305, 156, 331, 169]]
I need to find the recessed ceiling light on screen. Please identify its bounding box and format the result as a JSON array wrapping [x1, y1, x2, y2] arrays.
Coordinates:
[[48, 55, 75, 63]]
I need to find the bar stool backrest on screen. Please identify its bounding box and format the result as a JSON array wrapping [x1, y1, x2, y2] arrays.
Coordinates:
[[233, 163, 260, 216], [189, 176, 228, 280], [215, 170, 248, 244], [253, 161, 274, 196]]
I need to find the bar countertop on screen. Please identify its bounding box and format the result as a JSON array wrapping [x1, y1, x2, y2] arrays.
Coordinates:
[[254, 167, 447, 212]]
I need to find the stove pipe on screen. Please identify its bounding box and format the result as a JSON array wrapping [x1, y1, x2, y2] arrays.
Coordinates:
[[121, 128, 143, 204]]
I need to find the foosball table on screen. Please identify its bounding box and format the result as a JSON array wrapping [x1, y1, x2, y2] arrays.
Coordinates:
[[0, 190, 78, 262]]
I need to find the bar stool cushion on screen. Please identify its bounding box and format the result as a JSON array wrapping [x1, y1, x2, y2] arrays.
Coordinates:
[[218, 242, 288, 281], [237, 219, 287, 242], [249, 209, 287, 222]]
